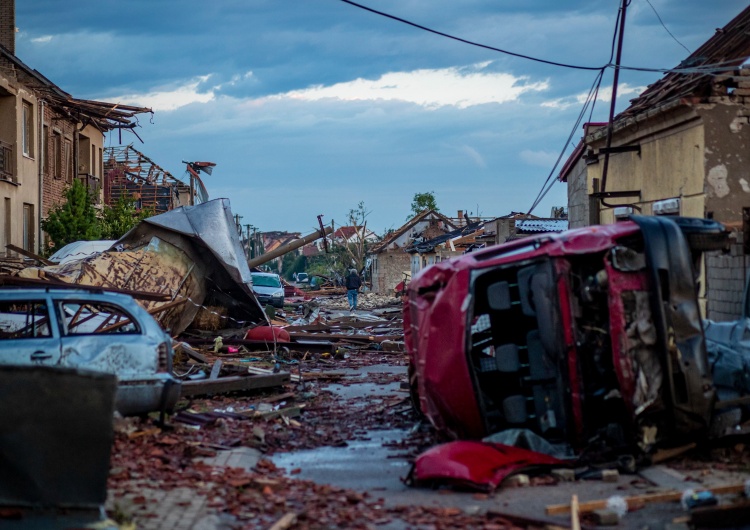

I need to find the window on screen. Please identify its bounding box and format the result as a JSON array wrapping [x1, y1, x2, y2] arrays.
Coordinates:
[[3, 198, 9, 256], [64, 138, 73, 183], [59, 301, 139, 335], [52, 132, 62, 179], [0, 301, 51, 339], [22, 101, 33, 158], [42, 125, 49, 175], [22, 203, 34, 252]]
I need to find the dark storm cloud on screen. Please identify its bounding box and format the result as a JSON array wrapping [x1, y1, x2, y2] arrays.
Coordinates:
[[12, 0, 750, 231]]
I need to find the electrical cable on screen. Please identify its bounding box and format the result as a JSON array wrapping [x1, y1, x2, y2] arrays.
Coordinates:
[[525, 68, 606, 215], [339, 0, 747, 78], [645, 0, 691, 55], [339, 0, 604, 71]]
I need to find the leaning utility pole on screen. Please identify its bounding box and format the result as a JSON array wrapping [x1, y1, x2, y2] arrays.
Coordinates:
[[247, 226, 333, 269]]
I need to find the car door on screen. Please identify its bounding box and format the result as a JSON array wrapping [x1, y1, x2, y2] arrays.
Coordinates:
[[55, 297, 157, 377], [0, 295, 62, 365]]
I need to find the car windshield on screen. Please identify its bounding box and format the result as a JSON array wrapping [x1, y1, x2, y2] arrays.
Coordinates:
[[252, 274, 282, 288]]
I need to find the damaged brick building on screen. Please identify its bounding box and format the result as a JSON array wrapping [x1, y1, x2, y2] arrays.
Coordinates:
[[0, 0, 150, 256]]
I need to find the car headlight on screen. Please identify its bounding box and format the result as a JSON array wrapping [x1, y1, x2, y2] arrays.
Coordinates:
[[272, 292, 284, 298]]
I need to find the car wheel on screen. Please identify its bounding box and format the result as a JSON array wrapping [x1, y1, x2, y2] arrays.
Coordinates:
[[672, 217, 730, 252]]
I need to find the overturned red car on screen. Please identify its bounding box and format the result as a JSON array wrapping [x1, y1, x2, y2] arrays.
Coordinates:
[[404, 216, 730, 454]]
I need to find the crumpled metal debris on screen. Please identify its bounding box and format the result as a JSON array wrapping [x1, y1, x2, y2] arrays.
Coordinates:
[[18, 199, 266, 335]]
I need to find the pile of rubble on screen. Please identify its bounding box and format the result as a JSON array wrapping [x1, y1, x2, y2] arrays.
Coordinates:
[[314, 291, 401, 311]]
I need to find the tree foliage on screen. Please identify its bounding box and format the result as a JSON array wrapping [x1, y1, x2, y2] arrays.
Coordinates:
[[100, 194, 153, 240], [42, 180, 102, 254], [344, 201, 370, 274], [304, 201, 372, 285], [409, 191, 439, 218], [43, 181, 154, 255]]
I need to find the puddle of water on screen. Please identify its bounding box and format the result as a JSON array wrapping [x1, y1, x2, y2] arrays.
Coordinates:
[[272, 428, 411, 492], [324, 381, 403, 400]]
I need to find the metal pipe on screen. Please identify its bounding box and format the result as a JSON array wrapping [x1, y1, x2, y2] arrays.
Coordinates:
[[247, 226, 332, 269]]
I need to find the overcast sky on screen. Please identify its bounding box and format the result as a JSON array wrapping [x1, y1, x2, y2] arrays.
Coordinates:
[[14, 0, 750, 235]]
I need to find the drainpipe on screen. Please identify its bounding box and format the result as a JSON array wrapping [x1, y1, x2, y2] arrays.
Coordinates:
[[37, 99, 45, 254]]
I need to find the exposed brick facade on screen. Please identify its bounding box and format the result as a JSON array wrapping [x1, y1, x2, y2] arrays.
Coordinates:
[[41, 103, 77, 220], [372, 250, 410, 294], [0, 0, 15, 55]]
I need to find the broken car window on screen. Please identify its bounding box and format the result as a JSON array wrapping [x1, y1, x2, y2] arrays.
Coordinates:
[[58, 301, 140, 335], [0, 301, 52, 339]]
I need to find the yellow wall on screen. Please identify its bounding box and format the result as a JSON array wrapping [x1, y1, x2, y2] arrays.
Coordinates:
[[588, 109, 705, 224]]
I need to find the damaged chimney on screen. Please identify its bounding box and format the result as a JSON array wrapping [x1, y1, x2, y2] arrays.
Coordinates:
[[0, 0, 15, 55]]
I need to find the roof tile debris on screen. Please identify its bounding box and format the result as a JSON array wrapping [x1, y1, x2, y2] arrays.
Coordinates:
[[619, 5, 750, 120]]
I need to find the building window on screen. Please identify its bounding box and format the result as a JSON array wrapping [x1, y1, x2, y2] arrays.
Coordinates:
[[0, 140, 12, 182], [2, 198, 9, 256], [64, 138, 73, 184], [23, 203, 34, 252], [22, 101, 34, 158], [52, 132, 62, 179], [42, 125, 49, 175]]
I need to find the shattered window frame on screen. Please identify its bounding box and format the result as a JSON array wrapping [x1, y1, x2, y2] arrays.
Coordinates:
[[0, 300, 52, 339], [57, 300, 141, 336]]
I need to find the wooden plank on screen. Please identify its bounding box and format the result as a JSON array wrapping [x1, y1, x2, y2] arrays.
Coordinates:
[[176, 342, 208, 364], [546, 483, 747, 516], [209, 360, 223, 380], [571, 495, 580, 530], [0, 274, 171, 301], [6, 244, 55, 265], [180, 373, 289, 397]]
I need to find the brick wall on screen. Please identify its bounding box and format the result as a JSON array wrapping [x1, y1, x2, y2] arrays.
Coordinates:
[[42, 104, 76, 217], [0, 0, 15, 55], [705, 241, 749, 321], [372, 250, 410, 294]]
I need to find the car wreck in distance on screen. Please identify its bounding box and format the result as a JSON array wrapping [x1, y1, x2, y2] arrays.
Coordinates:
[[405, 216, 735, 457]]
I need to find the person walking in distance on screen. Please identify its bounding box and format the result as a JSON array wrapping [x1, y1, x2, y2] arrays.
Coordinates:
[[345, 268, 362, 311]]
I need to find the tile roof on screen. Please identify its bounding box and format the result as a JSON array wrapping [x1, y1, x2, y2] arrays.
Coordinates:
[[618, 5, 750, 120]]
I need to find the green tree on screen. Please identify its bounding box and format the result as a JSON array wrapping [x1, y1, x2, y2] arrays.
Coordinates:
[[343, 201, 371, 274], [409, 191, 439, 218], [100, 194, 153, 240], [42, 180, 101, 254], [281, 252, 307, 281]]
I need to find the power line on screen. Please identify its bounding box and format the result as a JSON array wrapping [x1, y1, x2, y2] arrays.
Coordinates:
[[339, 0, 745, 78], [338, 0, 604, 71], [526, 68, 606, 215], [645, 0, 691, 55]]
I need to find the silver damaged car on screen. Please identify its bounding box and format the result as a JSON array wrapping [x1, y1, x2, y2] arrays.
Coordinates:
[[0, 288, 181, 415]]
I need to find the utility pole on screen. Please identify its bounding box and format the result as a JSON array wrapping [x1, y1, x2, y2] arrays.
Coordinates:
[[599, 0, 628, 206], [244, 224, 252, 259]]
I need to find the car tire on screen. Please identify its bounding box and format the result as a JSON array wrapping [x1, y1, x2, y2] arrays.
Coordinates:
[[672, 217, 730, 252]]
